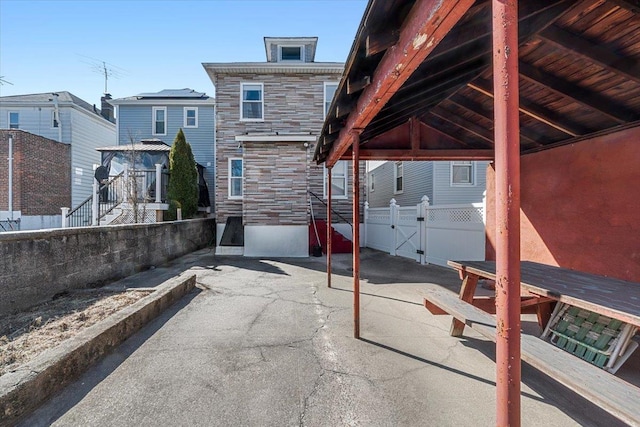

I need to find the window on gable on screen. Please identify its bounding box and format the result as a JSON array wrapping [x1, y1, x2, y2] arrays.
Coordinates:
[[8, 112, 19, 129], [241, 83, 264, 121], [52, 111, 59, 128], [229, 158, 243, 199], [152, 107, 167, 135], [394, 162, 403, 193], [323, 160, 348, 199], [184, 107, 198, 128], [451, 161, 475, 186], [279, 45, 303, 62], [324, 82, 338, 118]]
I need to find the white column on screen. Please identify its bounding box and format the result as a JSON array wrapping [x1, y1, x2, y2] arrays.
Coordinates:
[[389, 198, 398, 256], [61, 207, 69, 228], [91, 180, 99, 226], [419, 195, 430, 265], [155, 163, 162, 203]]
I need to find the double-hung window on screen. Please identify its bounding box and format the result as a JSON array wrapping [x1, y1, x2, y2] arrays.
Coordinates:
[[8, 112, 19, 129], [152, 107, 167, 135], [324, 161, 348, 199], [394, 162, 404, 194], [229, 158, 243, 199], [324, 82, 338, 118], [184, 107, 198, 128], [451, 161, 475, 186], [241, 83, 263, 121]]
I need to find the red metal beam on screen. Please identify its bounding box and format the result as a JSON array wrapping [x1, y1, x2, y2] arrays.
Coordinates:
[[325, 0, 476, 167], [339, 149, 494, 161], [352, 132, 361, 339], [327, 167, 332, 289], [493, 0, 522, 425]]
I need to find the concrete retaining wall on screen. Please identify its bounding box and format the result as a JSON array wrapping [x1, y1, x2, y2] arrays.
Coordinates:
[[0, 218, 215, 315]]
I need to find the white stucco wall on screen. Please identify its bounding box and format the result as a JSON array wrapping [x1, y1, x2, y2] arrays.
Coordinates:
[[244, 225, 308, 257]]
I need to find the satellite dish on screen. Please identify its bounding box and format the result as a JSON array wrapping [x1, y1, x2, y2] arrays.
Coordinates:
[[94, 165, 109, 183]]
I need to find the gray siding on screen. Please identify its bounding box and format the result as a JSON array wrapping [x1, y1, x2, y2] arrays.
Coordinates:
[[116, 104, 216, 206], [70, 109, 117, 205], [367, 161, 434, 208], [0, 106, 71, 142], [367, 160, 488, 208], [432, 161, 489, 205]]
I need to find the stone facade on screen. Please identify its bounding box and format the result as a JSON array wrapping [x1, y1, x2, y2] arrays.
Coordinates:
[[212, 72, 365, 226], [0, 130, 71, 216]]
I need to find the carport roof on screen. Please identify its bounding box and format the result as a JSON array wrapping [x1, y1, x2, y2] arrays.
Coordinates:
[[314, 0, 640, 165]]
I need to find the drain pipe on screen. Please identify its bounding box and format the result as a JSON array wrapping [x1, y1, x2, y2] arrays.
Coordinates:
[[8, 134, 13, 220]]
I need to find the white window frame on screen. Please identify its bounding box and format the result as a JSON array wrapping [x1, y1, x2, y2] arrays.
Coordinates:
[[324, 82, 338, 119], [228, 157, 243, 199], [51, 111, 59, 128], [394, 162, 404, 194], [278, 45, 305, 62], [240, 82, 264, 122], [8, 111, 19, 129], [183, 107, 198, 128], [323, 161, 348, 200], [450, 161, 476, 186], [370, 172, 375, 192], [152, 106, 167, 136]]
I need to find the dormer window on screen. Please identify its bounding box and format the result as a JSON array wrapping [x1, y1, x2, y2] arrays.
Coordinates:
[[279, 45, 304, 62]]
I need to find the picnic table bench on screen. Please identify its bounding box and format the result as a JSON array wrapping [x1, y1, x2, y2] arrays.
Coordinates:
[[421, 260, 640, 426]]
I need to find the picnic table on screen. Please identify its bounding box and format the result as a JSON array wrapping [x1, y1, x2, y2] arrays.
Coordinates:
[[444, 260, 640, 372], [421, 260, 640, 425]]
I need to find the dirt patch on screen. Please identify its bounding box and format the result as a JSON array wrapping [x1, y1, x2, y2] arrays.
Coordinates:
[[0, 289, 152, 376]]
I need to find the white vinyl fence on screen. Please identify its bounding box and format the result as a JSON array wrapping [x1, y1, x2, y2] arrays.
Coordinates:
[[364, 196, 486, 267]]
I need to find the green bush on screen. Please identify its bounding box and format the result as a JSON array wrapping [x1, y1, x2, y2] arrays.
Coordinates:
[[166, 129, 198, 220]]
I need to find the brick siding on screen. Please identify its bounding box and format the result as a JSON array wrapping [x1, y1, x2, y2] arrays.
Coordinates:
[[0, 130, 71, 215]]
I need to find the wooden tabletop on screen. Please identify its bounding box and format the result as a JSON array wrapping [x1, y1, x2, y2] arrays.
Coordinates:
[[448, 260, 640, 328]]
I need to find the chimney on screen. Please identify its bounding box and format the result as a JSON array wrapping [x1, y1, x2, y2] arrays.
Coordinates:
[[100, 93, 115, 123]]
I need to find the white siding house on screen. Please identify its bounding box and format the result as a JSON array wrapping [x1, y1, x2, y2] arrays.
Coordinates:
[[0, 92, 116, 207]]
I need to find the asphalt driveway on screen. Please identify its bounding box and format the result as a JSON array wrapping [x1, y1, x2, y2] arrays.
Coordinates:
[[22, 249, 629, 426]]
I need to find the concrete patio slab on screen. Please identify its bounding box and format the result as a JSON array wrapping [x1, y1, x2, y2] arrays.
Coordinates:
[[20, 248, 637, 426]]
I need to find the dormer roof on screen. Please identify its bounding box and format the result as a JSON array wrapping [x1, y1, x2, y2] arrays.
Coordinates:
[[264, 37, 318, 62]]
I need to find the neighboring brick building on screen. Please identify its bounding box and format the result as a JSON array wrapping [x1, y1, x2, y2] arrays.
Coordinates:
[[203, 37, 365, 257], [0, 130, 71, 230]]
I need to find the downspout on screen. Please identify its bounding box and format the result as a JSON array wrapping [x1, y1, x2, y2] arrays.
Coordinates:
[[8, 134, 13, 220], [53, 93, 62, 142]]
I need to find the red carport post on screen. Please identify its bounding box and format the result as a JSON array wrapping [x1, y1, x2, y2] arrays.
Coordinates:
[[493, 0, 522, 426], [352, 132, 361, 339], [327, 167, 332, 288]]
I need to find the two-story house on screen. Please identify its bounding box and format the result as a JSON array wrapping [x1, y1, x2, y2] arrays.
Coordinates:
[[108, 89, 216, 208], [203, 37, 365, 257], [0, 91, 116, 208], [367, 160, 489, 208]]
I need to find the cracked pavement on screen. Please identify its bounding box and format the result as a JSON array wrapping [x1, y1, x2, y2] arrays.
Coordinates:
[[22, 249, 628, 426]]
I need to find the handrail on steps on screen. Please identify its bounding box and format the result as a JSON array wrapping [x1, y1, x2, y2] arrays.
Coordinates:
[[308, 190, 352, 230]]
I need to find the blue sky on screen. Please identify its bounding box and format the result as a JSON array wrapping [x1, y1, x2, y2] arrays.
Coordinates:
[[0, 0, 367, 107]]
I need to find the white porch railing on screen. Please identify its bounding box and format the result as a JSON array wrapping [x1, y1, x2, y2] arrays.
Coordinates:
[[364, 195, 486, 267]]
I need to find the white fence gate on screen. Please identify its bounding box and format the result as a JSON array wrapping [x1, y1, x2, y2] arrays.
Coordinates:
[[364, 196, 486, 267]]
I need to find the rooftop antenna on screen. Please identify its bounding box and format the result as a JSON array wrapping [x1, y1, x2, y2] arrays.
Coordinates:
[[0, 76, 13, 86], [77, 54, 128, 94]]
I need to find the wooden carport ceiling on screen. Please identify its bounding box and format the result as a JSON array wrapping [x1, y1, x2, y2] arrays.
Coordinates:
[[314, 0, 640, 165]]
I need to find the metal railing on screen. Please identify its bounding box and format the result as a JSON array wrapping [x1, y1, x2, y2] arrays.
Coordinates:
[[0, 218, 20, 232], [308, 190, 353, 228], [64, 168, 169, 228]]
